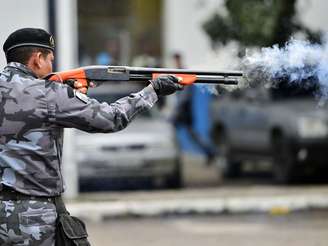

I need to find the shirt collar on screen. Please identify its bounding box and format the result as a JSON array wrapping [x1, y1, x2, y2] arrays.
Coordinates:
[[5, 62, 38, 78]]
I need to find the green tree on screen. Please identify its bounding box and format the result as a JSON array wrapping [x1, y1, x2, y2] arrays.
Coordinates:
[[203, 0, 321, 48]]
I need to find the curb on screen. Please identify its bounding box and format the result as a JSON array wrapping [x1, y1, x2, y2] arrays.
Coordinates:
[[66, 194, 328, 221]]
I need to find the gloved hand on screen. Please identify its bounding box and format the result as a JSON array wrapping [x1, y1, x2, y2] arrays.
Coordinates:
[[64, 80, 95, 94], [150, 75, 184, 96], [44, 73, 94, 94]]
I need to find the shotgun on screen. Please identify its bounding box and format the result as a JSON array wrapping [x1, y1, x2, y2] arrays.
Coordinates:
[[46, 65, 243, 88]]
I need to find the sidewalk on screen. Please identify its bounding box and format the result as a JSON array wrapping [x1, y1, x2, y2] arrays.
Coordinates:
[[66, 186, 328, 221]]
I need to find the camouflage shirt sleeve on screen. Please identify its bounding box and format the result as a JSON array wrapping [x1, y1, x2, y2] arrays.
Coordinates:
[[45, 82, 158, 133]]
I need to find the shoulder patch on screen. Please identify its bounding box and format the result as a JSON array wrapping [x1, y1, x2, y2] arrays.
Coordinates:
[[74, 90, 89, 104]]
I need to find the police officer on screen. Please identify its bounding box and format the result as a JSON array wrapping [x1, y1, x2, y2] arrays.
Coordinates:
[[0, 28, 183, 245]]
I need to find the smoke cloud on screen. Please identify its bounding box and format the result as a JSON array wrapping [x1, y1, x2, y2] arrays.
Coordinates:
[[242, 38, 328, 99]]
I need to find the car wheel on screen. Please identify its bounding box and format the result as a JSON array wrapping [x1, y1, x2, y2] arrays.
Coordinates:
[[272, 136, 297, 184], [217, 132, 242, 178], [165, 159, 183, 189]]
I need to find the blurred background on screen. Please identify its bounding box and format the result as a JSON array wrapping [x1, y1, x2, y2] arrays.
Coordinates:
[[1, 0, 328, 245]]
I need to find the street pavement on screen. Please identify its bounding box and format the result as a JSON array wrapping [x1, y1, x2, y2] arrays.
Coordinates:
[[87, 211, 328, 246], [65, 154, 328, 245]]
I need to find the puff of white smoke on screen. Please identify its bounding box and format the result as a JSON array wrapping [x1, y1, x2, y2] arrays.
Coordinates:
[[242, 38, 328, 99]]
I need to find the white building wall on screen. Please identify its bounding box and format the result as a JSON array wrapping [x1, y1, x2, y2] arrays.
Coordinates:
[[299, 0, 328, 32], [0, 0, 48, 69], [163, 0, 224, 69]]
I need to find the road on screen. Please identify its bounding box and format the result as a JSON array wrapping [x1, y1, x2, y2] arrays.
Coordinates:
[[87, 211, 328, 246], [76, 155, 328, 246]]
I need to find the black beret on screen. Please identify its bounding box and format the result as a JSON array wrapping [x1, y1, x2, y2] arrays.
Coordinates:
[[3, 28, 55, 54]]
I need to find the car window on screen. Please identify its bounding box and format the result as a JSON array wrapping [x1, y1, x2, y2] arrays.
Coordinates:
[[269, 79, 319, 100]]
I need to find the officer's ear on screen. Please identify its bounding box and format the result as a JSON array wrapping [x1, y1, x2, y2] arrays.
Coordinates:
[[27, 52, 41, 69], [34, 52, 44, 69]]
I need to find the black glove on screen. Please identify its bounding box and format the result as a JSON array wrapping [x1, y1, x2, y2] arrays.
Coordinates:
[[150, 75, 184, 96]]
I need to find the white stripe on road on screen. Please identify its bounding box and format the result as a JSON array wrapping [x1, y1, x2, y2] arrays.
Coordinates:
[[66, 194, 328, 221]]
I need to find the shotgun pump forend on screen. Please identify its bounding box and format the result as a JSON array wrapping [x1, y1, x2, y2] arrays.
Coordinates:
[[46, 65, 243, 88]]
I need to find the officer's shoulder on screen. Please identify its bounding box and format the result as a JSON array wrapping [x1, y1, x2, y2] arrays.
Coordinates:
[[45, 80, 70, 92], [45, 79, 63, 88], [44, 80, 74, 97], [45, 80, 90, 103]]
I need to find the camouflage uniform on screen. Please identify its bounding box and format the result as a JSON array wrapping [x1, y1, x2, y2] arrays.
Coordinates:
[[0, 198, 57, 245], [0, 62, 158, 245]]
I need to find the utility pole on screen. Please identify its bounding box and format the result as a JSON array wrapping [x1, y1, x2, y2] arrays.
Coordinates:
[[49, 0, 79, 199]]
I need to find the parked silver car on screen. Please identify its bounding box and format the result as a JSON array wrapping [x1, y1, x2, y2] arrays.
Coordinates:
[[76, 83, 182, 190]]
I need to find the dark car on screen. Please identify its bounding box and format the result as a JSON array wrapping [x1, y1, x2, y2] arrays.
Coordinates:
[[210, 82, 328, 183]]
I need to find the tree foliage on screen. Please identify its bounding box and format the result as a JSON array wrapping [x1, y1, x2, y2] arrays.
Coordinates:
[[203, 0, 322, 48]]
